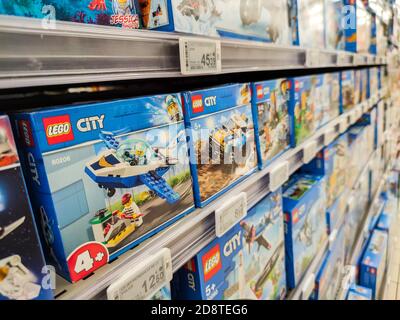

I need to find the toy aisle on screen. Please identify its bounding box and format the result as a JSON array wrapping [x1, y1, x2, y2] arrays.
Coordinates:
[[1, 0, 400, 305]]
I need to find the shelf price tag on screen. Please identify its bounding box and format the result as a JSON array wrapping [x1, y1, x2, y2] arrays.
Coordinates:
[[107, 248, 172, 300], [354, 54, 364, 65], [339, 117, 348, 134], [336, 52, 347, 66], [324, 127, 336, 146], [269, 161, 289, 192], [303, 140, 317, 164], [350, 109, 359, 124], [305, 49, 320, 67], [179, 37, 222, 75], [215, 192, 247, 238], [300, 273, 316, 300], [362, 101, 369, 113]]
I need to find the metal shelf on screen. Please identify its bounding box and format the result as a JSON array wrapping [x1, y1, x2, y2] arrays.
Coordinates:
[[0, 16, 387, 89], [54, 91, 383, 300]]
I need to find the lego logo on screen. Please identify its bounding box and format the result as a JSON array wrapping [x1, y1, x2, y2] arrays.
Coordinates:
[[19, 120, 34, 147], [46, 123, 71, 137], [191, 95, 204, 113], [202, 244, 222, 282], [204, 252, 220, 275], [43, 115, 74, 145], [256, 85, 263, 99]]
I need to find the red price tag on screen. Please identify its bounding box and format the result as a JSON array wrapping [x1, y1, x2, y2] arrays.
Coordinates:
[[67, 242, 109, 282]]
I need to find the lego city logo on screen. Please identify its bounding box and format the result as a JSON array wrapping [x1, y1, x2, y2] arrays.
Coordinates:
[[192, 95, 204, 114], [224, 231, 241, 257], [202, 244, 222, 282], [43, 115, 74, 145], [77, 115, 105, 133], [19, 120, 34, 147], [204, 96, 217, 107]]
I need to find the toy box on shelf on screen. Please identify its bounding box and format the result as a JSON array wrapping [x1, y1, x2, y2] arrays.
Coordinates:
[[240, 190, 286, 300], [0, 115, 53, 300], [291, 0, 325, 48], [325, 0, 345, 50], [311, 225, 345, 300], [344, 0, 372, 53], [282, 173, 327, 289], [340, 70, 356, 113], [0, 0, 141, 29], [369, 67, 379, 99], [251, 79, 291, 169], [172, 222, 243, 300], [359, 229, 388, 299], [183, 83, 256, 207], [326, 189, 348, 235], [376, 210, 390, 233], [346, 284, 373, 300], [12, 94, 195, 283], [138, 0, 292, 44], [316, 73, 340, 129], [360, 68, 369, 102]]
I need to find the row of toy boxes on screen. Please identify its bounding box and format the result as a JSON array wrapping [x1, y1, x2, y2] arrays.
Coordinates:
[[2, 67, 381, 287], [0, 0, 388, 54]]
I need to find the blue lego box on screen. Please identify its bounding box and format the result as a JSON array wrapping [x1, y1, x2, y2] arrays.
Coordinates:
[[182, 83, 257, 207], [0, 0, 141, 29], [376, 211, 390, 233], [290, 0, 325, 48], [251, 79, 291, 169], [172, 222, 244, 300], [282, 174, 327, 289], [359, 229, 388, 299], [346, 284, 373, 300], [315, 73, 340, 129], [138, 0, 293, 44], [240, 190, 286, 300], [11, 94, 195, 283], [326, 189, 348, 235], [0, 115, 53, 300], [340, 70, 356, 113], [344, 0, 372, 53], [325, 0, 345, 50], [311, 225, 345, 300]]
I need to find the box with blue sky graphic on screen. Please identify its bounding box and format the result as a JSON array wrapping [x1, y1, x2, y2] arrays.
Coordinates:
[[11, 94, 194, 282]]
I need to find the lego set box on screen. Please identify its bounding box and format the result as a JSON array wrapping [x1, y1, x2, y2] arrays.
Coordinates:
[[0, 115, 53, 300], [139, 0, 292, 44], [0, 0, 141, 29], [172, 190, 286, 300], [376, 211, 390, 233], [346, 284, 373, 300], [360, 68, 369, 103], [359, 229, 388, 298], [291, 0, 325, 48], [326, 189, 348, 234], [368, 67, 379, 98], [172, 222, 244, 300], [315, 73, 340, 129], [12, 94, 195, 283], [325, 0, 345, 50], [240, 190, 286, 300], [282, 173, 327, 289], [183, 83, 256, 207], [311, 225, 345, 300], [251, 79, 291, 169], [340, 70, 356, 113]]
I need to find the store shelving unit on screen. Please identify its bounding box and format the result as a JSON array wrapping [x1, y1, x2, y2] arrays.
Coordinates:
[[53, 90, 384, 300], [0, 15, 387, 89]]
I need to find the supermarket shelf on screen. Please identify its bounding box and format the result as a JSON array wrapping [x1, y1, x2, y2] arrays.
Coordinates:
[[54, 91, 382, 300], [0, 15, 387, 89]]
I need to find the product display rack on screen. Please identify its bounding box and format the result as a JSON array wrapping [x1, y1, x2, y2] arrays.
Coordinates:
[[0, 15, 387, 90], [53, 90, 385, 300]]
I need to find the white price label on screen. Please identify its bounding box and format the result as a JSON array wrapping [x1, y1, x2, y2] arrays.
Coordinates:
[[354, 54, 364, 65], [269, 161, 289, 192], [215, 192, 247, 238], [303, 140, 317, 164], [107, 248, 172, 300], [179, 37, 221, 75], [339, 117, 348, 134], [329, 229, 338, 249], [300, 273, 316, 300], [324, 127, 336, 146], [336, 52, 347, 66], [305, 49, 319, 67]]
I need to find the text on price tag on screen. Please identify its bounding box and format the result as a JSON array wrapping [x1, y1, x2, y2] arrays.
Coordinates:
[[215, 192, 247, 237], [269, 161, 289, 192], [179, 37, 222, 75], [303, 140, 317, 164], [107, 248, 172, 300]]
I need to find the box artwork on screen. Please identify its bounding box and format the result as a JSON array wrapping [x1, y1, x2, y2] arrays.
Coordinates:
[[183, 83, 257, 207], [0, 115, 53, 300], [251, 79, 291, 169], [340, 70, 356, 112], [12, 94, 194, 282], [283, 174, 327, 288], [347, 284, 372, 300], [325, 0, 345, 50]]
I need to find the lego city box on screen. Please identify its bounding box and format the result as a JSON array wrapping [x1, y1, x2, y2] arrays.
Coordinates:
[[0, 115, 53, 300], [346, 284, 372, 300], [315, 72, 340, 129], [340, 70, 356, 113], [138, 0, 293, 44], [0, 0, 141, 29], [325, 0, 345, 50], [359, 229, 388, 299], [182, 83, 257, 207], [11, 94, 195, 282], [251, 79, 291, 169], [240, 190, 286, 300], [326, 189, 348, 235], [368, 67, 379, 99], [282, 173, 327, 289], [312, 225, 345, 300]]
